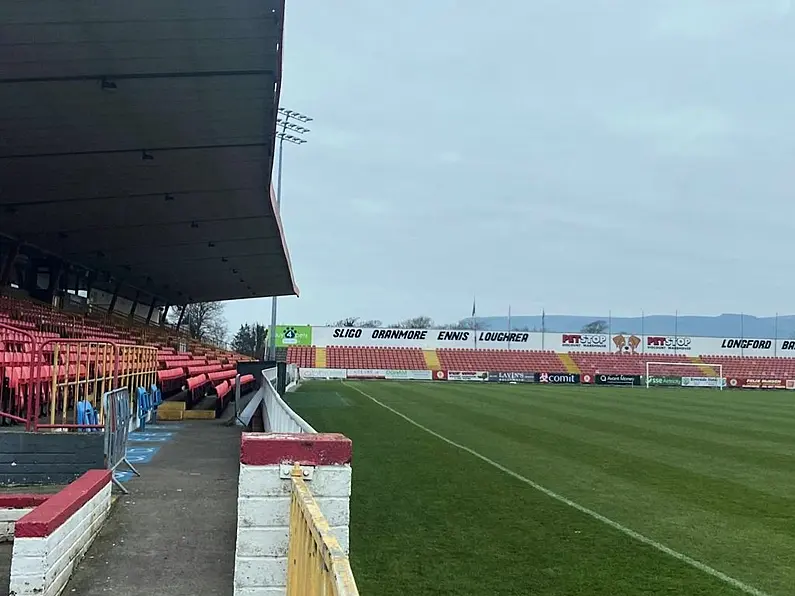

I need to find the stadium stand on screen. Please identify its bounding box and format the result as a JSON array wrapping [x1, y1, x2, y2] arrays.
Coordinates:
[[287, 346, 316, 368], [698, 355, 795, 378], [568, 352, 694, 376], [0, 295, 255, 426], [326, 346, 426, 370], [287, 344, 795, 381], [437, 348, 565, 373]]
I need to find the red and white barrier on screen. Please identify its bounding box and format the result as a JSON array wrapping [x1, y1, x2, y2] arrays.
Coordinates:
[[0, 495, 49, 543], [234, 433, 352, 595], [9, 469, 112, 596]]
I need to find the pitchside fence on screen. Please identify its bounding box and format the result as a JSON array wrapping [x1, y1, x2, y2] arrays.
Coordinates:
[[258, 366, 359, 595]]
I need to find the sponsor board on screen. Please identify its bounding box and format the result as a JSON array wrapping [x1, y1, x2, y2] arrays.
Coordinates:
[[581, 374, 594, 384], [728, 378, 787, 389], [433, 370, 448, 381], [560, 334, 607, 349], [300, 368, 347, 379], [612, 334, 642, 354], [647, 375, 682, 387], [594, 374, 641, 386], [346, 369, 388, 379], [448, 371, 488, 382], [384, 370, 433, 381], [645, 336, 692, 351], [681, 376, 726, 388], [537, 372, 580, 384], [720, 338, 772, 350], [487, 371, 536, 383], [273, 325, 313, 347]]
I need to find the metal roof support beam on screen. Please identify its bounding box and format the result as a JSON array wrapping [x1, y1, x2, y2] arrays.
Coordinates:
[[108, 282, 122, 315], [0, 241, 20, 290], [175, 305, 187, 331], [128, 290, 141, 321], [160, 304, 171, 327], [146, 298, 157, 325]]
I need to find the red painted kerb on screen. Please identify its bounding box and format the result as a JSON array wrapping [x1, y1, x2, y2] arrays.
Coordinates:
[[241, 433, 352, 466], [14, 469, 111, 538], [0, 495, 50, 509]]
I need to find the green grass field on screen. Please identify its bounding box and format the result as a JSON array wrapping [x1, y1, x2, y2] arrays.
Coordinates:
[[285, 381, 795, 596]]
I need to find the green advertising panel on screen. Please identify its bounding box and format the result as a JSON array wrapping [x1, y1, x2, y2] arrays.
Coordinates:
[[274, 325, 313, 347], [647, 375, 682, 387]]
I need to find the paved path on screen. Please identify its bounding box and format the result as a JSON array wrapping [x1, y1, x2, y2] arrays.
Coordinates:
[[66, 421, 242, 595]]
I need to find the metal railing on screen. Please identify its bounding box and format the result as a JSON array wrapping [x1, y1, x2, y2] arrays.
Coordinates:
[[287, 466, 359, 596]]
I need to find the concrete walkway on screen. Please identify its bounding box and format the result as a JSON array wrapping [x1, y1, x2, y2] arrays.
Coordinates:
[[66, 421, 242, 596]]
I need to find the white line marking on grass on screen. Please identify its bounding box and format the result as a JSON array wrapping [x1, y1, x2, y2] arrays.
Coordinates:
[[344, 382, 772, 596]]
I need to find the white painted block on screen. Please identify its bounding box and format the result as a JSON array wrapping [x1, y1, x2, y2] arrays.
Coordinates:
[[0, 508, 33, 542], [236, 528, 290, 558], [234, 556, 287, 588], [237, 496, 290, 528]]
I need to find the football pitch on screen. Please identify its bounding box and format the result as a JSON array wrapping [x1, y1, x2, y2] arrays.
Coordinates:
[[285, 381, 795, 596]]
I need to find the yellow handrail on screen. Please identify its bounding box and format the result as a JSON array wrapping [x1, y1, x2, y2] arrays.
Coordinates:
[[287, 466, 360, 596]]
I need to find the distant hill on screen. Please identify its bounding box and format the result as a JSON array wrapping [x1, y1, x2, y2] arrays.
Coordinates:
[[473, 314, 795, 339]]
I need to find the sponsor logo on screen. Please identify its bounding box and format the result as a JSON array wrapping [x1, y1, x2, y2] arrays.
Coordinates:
[[739, 378, 785, 389], [648, 375, 681, 387], [487, 371, 536, 383], [582, 374, 593, 383], [595, 374, 641, 386], [332, 328, 363, 339], [537, 372, 580, 384], [384, 370, 434, 381], [477, 332, 530, 343], [434, 370, 448, 381], [720, 338, 772, 350], [437, 331, 471, 341], [646, 336, 691, 351], [681, 376, 726, 388], [613, 334, 641, 354], [278, 325, 313, 346], [448, 371, 488, 382], [371, 329, 428, 340], [561, 334, 607, 348], [346, 369, 387, 379]]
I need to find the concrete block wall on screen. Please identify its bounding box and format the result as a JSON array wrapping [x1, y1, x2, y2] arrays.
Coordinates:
[[234, 433, 353, 596], [0, 496, 49, 543], [10, 469, 112, 596]]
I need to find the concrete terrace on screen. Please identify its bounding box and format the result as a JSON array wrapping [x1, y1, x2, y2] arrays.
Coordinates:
[[65, 421, 243, 596]]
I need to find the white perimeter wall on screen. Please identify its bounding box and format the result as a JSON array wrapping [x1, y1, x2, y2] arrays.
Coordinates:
[[0, 508, 33, 543], [310, 326, 795, 357], [10, 483, 112, 596], [235, 464, 351, 596]]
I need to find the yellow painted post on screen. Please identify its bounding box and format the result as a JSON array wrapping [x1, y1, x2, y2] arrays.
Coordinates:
[[49, 343, 59, 426]]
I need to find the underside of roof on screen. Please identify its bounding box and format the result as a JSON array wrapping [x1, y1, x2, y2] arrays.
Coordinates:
[[0, 0, 298, 304]]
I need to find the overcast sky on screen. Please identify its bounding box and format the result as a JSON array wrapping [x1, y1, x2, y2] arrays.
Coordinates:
[[225, 0, 795, 333]]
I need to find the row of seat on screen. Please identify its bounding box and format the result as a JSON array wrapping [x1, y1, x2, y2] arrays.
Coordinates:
[[286, 346, 795, 379]]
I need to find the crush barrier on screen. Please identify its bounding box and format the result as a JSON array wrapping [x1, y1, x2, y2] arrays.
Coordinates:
[[0, 326, 158, 431], [287, 465, 359, 596]]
